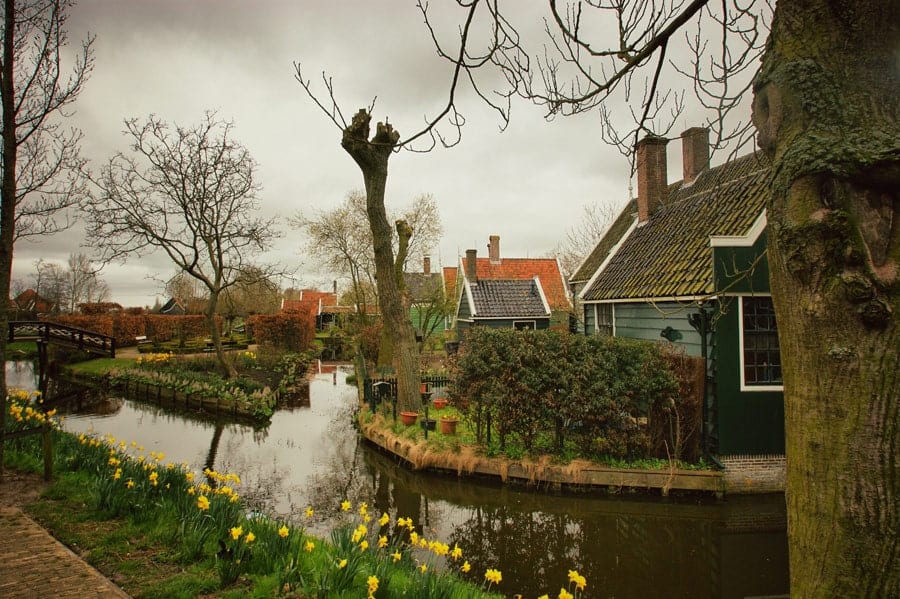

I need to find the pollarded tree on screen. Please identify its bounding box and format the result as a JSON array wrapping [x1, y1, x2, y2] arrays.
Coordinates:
[[84, 112, 281, 378], [417, 1, 898, 595], [293, 1, 511, 412]]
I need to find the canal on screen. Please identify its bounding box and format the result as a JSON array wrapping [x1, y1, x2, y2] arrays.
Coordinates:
[[8, 361, 789, 598]]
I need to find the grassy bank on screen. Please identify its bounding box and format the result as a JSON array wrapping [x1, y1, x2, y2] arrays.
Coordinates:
[[2, 392, 521, 598]]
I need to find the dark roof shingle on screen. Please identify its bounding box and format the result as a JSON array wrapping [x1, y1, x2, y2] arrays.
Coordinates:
[[468, 278, 550, 318]]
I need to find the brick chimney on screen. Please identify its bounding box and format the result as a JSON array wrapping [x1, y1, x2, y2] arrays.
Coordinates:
[[636, 134, 669, 223], [681, 127, 709, 184], [465, 249, 477, 283], [423, 256, 431, 275], [488, 235, 500, 264]]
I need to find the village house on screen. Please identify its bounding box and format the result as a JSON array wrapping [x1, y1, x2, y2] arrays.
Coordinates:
[[571, 128, 784, 480]]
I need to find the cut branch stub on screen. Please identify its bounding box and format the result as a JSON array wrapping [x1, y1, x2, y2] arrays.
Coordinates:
[[340, 109, 400, 172]]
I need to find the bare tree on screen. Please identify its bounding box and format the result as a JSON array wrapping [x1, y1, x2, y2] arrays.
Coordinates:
[[67, 252, 108, 312], [83, 112, 281, 378], [414, 1, 897, 595], [293, 0, 506, 410], [291, 190, 376, 322], [555, 201, 620, 277], [0, 0, 93, 479], [217, 265, 282, 331], [292, 190, 443, 332]]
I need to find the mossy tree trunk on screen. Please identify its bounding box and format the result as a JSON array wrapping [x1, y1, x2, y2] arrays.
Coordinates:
[[752, 2, 898, 596], [341, 110, 421, 413]]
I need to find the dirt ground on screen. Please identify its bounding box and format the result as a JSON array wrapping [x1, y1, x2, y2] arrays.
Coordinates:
[[0, 470, 48, 508]]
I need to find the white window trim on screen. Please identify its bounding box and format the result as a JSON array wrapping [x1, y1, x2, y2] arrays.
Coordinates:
[[738, 295, 784, 392]]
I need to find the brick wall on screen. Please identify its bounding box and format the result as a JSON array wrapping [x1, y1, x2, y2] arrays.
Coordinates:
[[721, 454, 786, 494]]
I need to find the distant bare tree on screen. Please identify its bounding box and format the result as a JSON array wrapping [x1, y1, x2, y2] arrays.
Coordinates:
[[555, 201, 620, 277], [67, 253, 109, 312], [83, 112, 281, 378]]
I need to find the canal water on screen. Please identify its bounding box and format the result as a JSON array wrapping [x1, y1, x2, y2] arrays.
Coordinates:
[[8, 361, 789, 598]]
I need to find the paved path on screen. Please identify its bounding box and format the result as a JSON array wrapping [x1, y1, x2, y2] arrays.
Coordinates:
[[0, 507, 130, 598]]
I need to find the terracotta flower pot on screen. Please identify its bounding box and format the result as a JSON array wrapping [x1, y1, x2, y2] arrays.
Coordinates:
[[432, 397, 448, 410], [439, 417, 459, 435], [399, 411, 418, 426]]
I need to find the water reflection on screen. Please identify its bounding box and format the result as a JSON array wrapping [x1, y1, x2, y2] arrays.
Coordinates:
[[11, 361, 789, 598]]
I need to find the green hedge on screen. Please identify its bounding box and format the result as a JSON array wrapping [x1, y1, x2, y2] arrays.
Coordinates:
[[449, 329, 691, 461]]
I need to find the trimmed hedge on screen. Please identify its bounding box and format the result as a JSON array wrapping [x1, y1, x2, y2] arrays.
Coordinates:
[[246, 313, 314, 351], [43, 314, 219, 346], [449, 328, 702, 461]]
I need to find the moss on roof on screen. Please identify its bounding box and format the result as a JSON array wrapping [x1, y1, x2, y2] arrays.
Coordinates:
[[581, 151, 771, 301]]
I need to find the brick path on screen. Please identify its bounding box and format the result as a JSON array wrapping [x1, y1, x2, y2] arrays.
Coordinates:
[[0, 507, 130, 598]]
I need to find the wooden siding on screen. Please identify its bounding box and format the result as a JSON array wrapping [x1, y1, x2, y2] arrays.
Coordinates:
[[712, 302, 785, 455], [613, 302, 703, 356]]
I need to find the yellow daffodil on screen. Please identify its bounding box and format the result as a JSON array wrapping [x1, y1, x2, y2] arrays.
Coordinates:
[[558, 589, 573, 599], [359, 502, 368, 515], [359, 539, 369, 551], [568, 569, 587, 591], [187, 486, 196, 495], [245, 532, 255, 543], [113, 468, 122, 480], [367, 575, 379, 595], [305, 506, 314, 518], [392, 551, 402, 562], [337, 558, 348, 569], [304, 540, 315, 552], [126, 479, 134, 489], [461, 560, 471, 573], [185, 472, 194, 482], [341, 500, 351, 512], [230, 526, 243, 540], [378, 535, 388, 548], [419, 563, 428, 573], [538, 595, 549, 599], [485, 568, 502, 585], [197, 495, 210, 510], [378, 512, 390, 527], [278, 525, 289, 538], [409, 531, 419, 545], [451, 544, 463, 560]]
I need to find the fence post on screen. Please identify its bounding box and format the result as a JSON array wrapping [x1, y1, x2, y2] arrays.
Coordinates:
[[42, 422, 52, 481]]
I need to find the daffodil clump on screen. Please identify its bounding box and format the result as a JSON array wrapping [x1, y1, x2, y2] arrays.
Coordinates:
[[135, 352, 174, 366], [22, 428, 583, 597], [5, 388, 61, 429]]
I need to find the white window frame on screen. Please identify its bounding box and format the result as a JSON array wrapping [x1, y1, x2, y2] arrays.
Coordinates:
[[513, 320, 536, 330], [738, 295, 784, 392]]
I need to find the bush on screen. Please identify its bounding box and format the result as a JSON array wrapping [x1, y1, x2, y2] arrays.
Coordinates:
[[449, 329, 689, 461]]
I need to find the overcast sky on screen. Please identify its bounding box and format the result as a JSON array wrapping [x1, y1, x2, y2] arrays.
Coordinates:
[[12, 1, 732, 307]]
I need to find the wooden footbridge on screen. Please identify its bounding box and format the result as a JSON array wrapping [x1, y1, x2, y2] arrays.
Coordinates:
[[8, 321, 116, 358], [4, 321, 116, 481]]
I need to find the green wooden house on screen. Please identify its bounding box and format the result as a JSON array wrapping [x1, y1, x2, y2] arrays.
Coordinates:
[[571, 128, 784, 457], [456, 275, 552, 334]]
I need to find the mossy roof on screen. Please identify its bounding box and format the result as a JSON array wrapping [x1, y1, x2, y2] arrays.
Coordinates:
[[581, 151, 771, 301]]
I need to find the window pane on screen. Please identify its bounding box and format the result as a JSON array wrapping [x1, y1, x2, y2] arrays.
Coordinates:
[[742, 297, 782, 385]]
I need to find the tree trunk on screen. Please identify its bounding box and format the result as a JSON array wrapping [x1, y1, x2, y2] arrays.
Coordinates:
[[206, 291, 237, 379], [752, 2, 898, 596], [341, 110, 421, 413], [0, 0, 19, 480]]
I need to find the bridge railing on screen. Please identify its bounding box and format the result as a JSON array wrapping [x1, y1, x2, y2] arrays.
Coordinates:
[[8, 320, 116, 357]]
